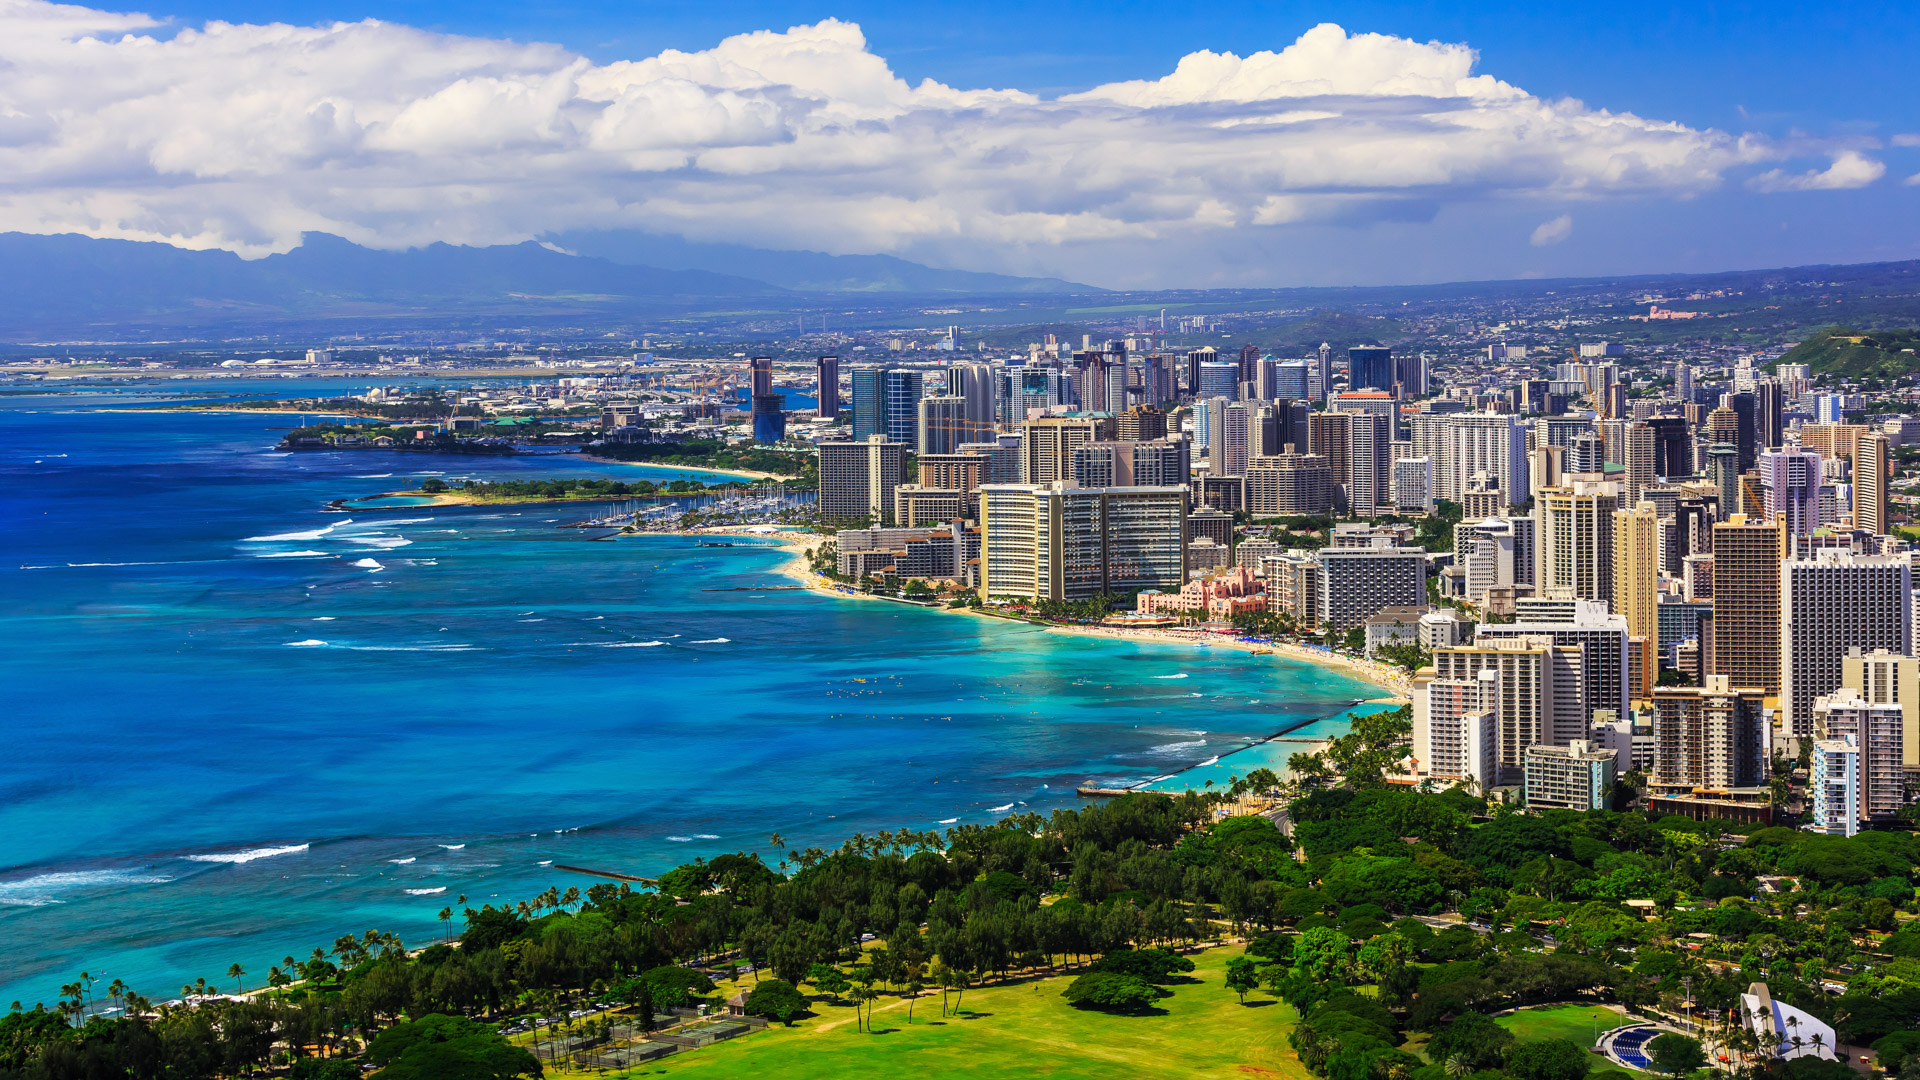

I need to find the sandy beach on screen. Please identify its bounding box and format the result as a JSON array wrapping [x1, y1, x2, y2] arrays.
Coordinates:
[[579, 453, 787, 482], [681, 525, 1410, 703]]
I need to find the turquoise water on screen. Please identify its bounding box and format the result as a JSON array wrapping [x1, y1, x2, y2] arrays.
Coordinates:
[[0, 380, 1377, 1006]]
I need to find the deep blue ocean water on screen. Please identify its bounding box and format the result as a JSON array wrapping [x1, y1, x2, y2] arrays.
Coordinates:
[[0, 377, 1376, 1006]]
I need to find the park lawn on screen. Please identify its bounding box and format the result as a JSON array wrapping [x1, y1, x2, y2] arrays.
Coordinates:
[[1496, 1003, 1631, 1047], [595, 947, 1315, 1080]]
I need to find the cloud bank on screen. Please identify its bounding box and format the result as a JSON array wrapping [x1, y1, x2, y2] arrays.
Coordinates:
[[0, 1, 1879, 263]]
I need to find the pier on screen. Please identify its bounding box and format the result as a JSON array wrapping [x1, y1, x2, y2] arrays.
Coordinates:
[[553, 864, 656, 885]]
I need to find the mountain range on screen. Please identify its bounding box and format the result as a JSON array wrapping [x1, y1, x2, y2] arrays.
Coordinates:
[[0, 231, 1095, 338]]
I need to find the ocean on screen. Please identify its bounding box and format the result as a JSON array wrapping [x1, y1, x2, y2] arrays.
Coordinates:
[[0, 377, 1377, 1006]]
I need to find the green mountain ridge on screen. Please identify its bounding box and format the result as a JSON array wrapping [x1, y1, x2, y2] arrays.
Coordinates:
[[1771, 325, 1920, 379]]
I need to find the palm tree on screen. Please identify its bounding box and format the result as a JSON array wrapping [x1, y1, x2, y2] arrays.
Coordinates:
[[438, 907, 454, 941]]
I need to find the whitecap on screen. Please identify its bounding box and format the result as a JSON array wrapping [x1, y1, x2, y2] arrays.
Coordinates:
[[405, 887, 447, 895], [0, 868, 174, 905], [538, 859, 554, 865], [346, 537, 412, 549], [353, 558, 383, 570], [692, 834, 719, 840], [1198, 756, 1221, 767], [390, 857, 416, 865], [258, 550, 330, 558], [988, 803, 1015, 813], [1152, 673, 1189, 680], [517, 618, 545, 623], [351, 474, 393, 478], [371, 517, 434, 525], [1189, 692, 1202, 697], [597, 641, 664, 648], [1151, 740, 1206, 754], [285, 639, 329, 647], [690, 637, 729, 644], [665, 836, 693, 842], [938, 817, 959, 824], [439, 844, 465, 850], [343, 644, 476, 652], [244, 520, 348, 542], [186, 843, 308, 864]]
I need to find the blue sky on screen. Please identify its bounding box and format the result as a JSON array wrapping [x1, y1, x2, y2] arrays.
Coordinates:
[[4, 0, 1916, 286], [153, 0, 1920, 136]]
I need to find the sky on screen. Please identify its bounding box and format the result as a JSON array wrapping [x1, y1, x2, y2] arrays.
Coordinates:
[[0, 0, 1915, 288]]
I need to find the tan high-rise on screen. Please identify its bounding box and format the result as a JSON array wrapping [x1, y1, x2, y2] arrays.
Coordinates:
[[1711, 514, 1788, 695], [1534, 478, 1620, 604], [1614, 501, 1662, 702], [1856, 432, 1892, 535]]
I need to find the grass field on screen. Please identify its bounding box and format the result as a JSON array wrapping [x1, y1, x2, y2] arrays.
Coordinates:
[[564, 947, 1315, 1080], [1496, 1003, 1632, 1047]]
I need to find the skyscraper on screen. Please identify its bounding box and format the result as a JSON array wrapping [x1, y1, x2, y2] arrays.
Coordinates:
[[1781, 551, 1912, 740], [1393, 456, 1434, 513], [1348, 346, 1394, 393], [950, 363, 998, 433], [1308, 411, 1354, 505], [1857, 432, 1892, 535], [1347, 411, 1391, 517], [1021, 415, 1108, 484], [1651, 676, 1767, 793], [851, 368, 924, 445], [750, 394, 786, 444], [1225, 343, 1252, 384], [1712, 514, 1788, 695], [1315, 542, 1428, 629], [1395, 351, 1428, 399], [917, 395, 973, 455], [1646, 415, 1691, 478], [1413, 665, 1500, 788], [815, 355, 841, 419], [1197, 361, 1240, 402], [1315, 342, 1332, 405], [1843, 648, 1920, 771], [1534, 478, 1620, 604], [1477, 601, 1630, 726], [1246, 451, 1334, 515], [1430, 636, 1586, 784], [748, 355, 773, 398], [1760, 448, 1822, 538], [978, 482, 1187, 601], [1220, 401, 1252, 477], [1728, 391, 1758, 471], [1184, 347, 1217, 399], [818, 435, 907, 523], [1452, 412, 1530, 508], [1614, 501, 1662, 701]]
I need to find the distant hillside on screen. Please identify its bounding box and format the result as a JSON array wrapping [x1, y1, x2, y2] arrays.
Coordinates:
[[1771, 325, 1920, 379], [1266, 311, 1403, 351], [0, 232, 785, 336], [546, 230, 1097, 295]]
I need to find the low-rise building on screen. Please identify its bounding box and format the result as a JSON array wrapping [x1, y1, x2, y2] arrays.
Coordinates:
[[1522, 739, 1617, 810], [1137, 566, 1266, 621], [1364, 606, 1427, 657]]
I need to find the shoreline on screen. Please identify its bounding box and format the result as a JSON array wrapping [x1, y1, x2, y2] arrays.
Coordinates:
[[578, 452, 785, 482], [657, 527, 1406, 796], [676, 526, 1409, 704]]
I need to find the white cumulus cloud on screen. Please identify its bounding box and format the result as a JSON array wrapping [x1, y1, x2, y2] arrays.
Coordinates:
[[1530, 214, 1573, 246], [0, 2, 1805, 260], [1748, 151, 1887, 193]]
